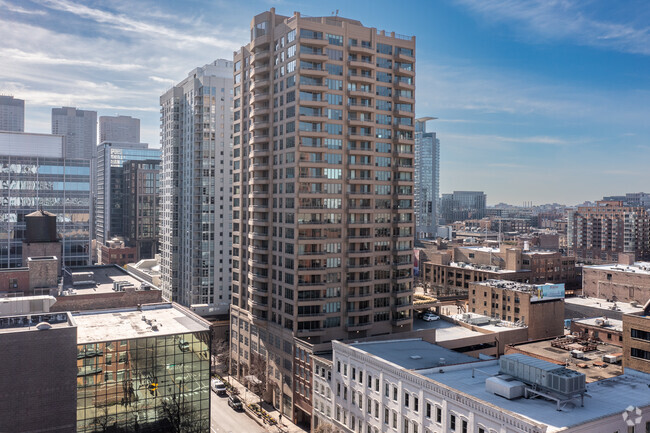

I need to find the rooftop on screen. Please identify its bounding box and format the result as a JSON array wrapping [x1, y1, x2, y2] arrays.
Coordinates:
[[61, 265, 159, 295], [422, 361, 650, 432], [73, 303, 210, 344], [447, 262, 522, 274], [573, 316, 623, 332], [585, 261, 650, 275], [564, 296, 644, 315], [506, 338, 623, 382], [0, 311, 74, 333], [350, 338, 477, 370]]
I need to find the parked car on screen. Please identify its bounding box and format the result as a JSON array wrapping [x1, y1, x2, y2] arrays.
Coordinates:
[[228, 395, 243, 411], [422, 312, 440, 322], [211, 379, 227, 396]]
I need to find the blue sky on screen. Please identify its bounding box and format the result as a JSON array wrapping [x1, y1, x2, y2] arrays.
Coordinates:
[[1, 0, 649, 205]]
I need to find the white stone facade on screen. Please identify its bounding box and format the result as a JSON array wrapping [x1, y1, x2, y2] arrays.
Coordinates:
[[159, 59, 233, 316]]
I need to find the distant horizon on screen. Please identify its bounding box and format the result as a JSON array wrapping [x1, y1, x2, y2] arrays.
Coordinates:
[[2, 0, 649, 204]]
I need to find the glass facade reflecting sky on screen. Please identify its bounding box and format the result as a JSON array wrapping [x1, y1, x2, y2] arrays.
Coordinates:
[[0, 155, 91, 268]]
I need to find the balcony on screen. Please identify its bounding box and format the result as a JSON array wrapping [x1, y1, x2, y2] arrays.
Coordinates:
[[348, 73, 374, 85], [347, 102, 373, 113], [250, 106, 270, 117], [250, 134, 270, 145], [394, 64, 415, 77], [395, 79, 415, 91], [392, 316, 412, 326], [249, 176, 269, 185], [300, 66, 328, 77], [249, 78, 270, 92], [250, 92, 270, 104], [251, 50, 270, 64], [250, 120, 270, 131], [345, 321, 373, 331], [348, 59, 373, 69], [393, 93, 414, 103], [299, 36, 328, 47], [250, 64, 270, 78], [348, 43, 374, 55]]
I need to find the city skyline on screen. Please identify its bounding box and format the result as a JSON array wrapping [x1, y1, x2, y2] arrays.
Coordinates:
[[1, 0, 649, 204]]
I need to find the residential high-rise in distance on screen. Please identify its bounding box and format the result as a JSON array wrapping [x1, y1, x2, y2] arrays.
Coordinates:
[[567, 200, 650, 263], [440, 190, 487, 223], [99, 115, 140, 143], [160, 59, 233, 317], [0, 95, 24, 132], [414, 117, 439, 240], [231, 9, 415, 420]]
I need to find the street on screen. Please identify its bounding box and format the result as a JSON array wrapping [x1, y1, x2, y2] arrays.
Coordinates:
[[210, 389, 268, 433]]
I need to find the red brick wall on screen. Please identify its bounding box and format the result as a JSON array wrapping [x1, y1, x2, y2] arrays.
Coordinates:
[[0, 269, 30, 294]]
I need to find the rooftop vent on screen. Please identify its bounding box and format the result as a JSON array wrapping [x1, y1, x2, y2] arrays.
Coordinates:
[[409, 355, 422, 360]]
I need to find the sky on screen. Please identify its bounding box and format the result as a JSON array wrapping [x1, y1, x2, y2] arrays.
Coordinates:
[[1, 0, 649, 205]]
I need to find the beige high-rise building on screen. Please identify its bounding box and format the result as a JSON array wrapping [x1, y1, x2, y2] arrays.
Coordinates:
[[230, 8, 416, 421]]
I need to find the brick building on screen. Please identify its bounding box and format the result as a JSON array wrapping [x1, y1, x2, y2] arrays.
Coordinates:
[[623, 306, 650, 374], [582, 255, 650, 304], [421, 245, 579, 296], [469, 280, 565, 340]]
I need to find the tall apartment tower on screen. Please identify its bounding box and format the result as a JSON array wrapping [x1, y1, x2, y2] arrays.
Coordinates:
[[231, 9, 415, 419], [99, 115, 140, 143], [567, 200, 650, 263], [415, 117, 439, 240], [0, 95, 25, 132], [51, 107, 97, 160], [160, 59, 233, 317]]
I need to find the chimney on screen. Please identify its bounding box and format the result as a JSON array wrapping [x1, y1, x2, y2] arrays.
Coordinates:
[[618, 253, 635, 266]]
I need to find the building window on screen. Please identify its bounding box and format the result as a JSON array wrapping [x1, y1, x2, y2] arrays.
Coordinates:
[[450, 414, 456, 431], [436, 407, 441, 424], [425, 403, 431, 418]]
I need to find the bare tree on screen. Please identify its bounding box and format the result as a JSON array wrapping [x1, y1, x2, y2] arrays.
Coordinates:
[[212, 338, 229, 374], [92, 406, 114, 432], [159, 380, 208, 433], [314, 423, 337, 433], [247, 353, 268, 402]]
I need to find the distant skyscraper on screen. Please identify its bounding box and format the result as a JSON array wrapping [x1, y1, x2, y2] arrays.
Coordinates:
[[440, 190, 487, 223], [0, 95, 25, 132], [95, 142, 160, 263], [51, 107, 97, 160], [160, 59, 233, 316], [0, 131, 91, 268], [99, 115, 140, 143], [415, 117, 439, 239], [231, 9, 416, 418]]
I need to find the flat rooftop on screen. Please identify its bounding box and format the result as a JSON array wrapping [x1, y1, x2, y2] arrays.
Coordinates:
[[573, 316, 623, 332], [413, 317, 485, 340], [507, 338, 623, 382], [350, 338, 477, 370], [447, 262, 521, 274], [0, 311, 73, 333], [423, 361, 650, 432], [73, 303, 210, 344], [61, 265, 159, 295], [564, 296, 644, 315], [585, 261, 650, 275]]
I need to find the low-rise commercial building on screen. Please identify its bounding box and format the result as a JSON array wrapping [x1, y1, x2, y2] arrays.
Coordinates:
[[582, 255, 650, 304], [570, 317, 623, 346], [421, 245, 579, 297], [0, 311, 77, 433], [321, 338, 650, 433], [469, 280, 565, 340], [0, 303, 211, 432]]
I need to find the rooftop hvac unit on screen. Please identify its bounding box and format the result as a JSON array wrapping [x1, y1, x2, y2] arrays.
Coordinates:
[[499, 354, 586, 397]]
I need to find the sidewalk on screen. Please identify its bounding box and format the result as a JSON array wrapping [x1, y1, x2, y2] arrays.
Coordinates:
[[225, 375, 308, 433]]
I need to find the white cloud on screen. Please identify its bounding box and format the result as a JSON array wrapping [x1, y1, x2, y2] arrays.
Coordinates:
[[456, 0, 650, 55], [0, 0, 46, 15]]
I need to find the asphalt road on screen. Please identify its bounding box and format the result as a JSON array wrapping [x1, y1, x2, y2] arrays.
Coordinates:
[[210, 389, 268, 433]]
